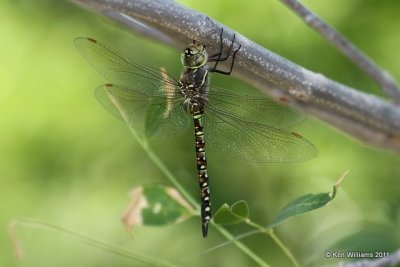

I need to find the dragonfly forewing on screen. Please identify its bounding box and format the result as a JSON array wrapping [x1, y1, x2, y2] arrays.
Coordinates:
[[74, 37, 178, 88]]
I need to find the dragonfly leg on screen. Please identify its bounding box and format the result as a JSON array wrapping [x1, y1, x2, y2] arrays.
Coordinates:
[[210, 44, 241, 75], [208, 28, 226, 61], [208, 28, 241, 75]]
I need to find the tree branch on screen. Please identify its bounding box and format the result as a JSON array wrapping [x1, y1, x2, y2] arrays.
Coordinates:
[[280, 0, 400, 104], [71, 0, 400, 152]]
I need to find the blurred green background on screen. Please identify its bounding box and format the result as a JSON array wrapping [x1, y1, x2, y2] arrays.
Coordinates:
[[1, 0, 400, 266]]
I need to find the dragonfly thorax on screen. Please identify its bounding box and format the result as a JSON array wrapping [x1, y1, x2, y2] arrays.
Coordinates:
[[181, 87, 207, 115], [180, 64, 209, 115]]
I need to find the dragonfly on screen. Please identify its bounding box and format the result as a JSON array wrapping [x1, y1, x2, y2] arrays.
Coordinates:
[[74, 30, 317, 238]]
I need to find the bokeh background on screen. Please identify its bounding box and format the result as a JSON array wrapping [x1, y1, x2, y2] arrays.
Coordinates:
[[1, 0, 400, 266]]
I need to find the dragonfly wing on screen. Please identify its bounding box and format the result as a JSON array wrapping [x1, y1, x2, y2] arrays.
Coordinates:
[[207, 86, 305, 129], [74, 37, 189, 137], [204, 106, 317, 162], [74, 37, 178, 87], [96, 83, 190, 138]]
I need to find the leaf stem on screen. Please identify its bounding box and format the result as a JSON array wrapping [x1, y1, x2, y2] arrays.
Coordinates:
[[213, 224, 271, 267], [269, 230, 300, 267], [244, 219, 300, 267]]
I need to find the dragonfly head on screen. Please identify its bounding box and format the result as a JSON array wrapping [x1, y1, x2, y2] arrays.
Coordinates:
[[181, 44, 208, 69]]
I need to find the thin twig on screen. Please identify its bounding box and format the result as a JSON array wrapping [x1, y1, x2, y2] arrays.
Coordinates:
[[339, 249, 400, 267], [280, 0, 400, 104], [9, 219, 180, 267], [71, 0, 400, 152]]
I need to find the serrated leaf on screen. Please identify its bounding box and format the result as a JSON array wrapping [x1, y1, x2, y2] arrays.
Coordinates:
[[213, 200, 249, 225], [121, 184, 194, 232], [268, 171, 349, 228]]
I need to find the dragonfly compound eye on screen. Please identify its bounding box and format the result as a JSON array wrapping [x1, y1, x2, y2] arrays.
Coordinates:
[[181, 44, 208, 68]]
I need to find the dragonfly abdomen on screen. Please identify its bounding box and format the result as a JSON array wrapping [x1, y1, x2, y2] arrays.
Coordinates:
[[193, 112, 211, 237]]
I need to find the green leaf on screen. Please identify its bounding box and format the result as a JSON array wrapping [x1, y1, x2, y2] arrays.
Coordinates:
[[268, 193, 331, 228], [213, 200, 250, 225], [268, 171, 349, 228], [121, 184, 194, 232]]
